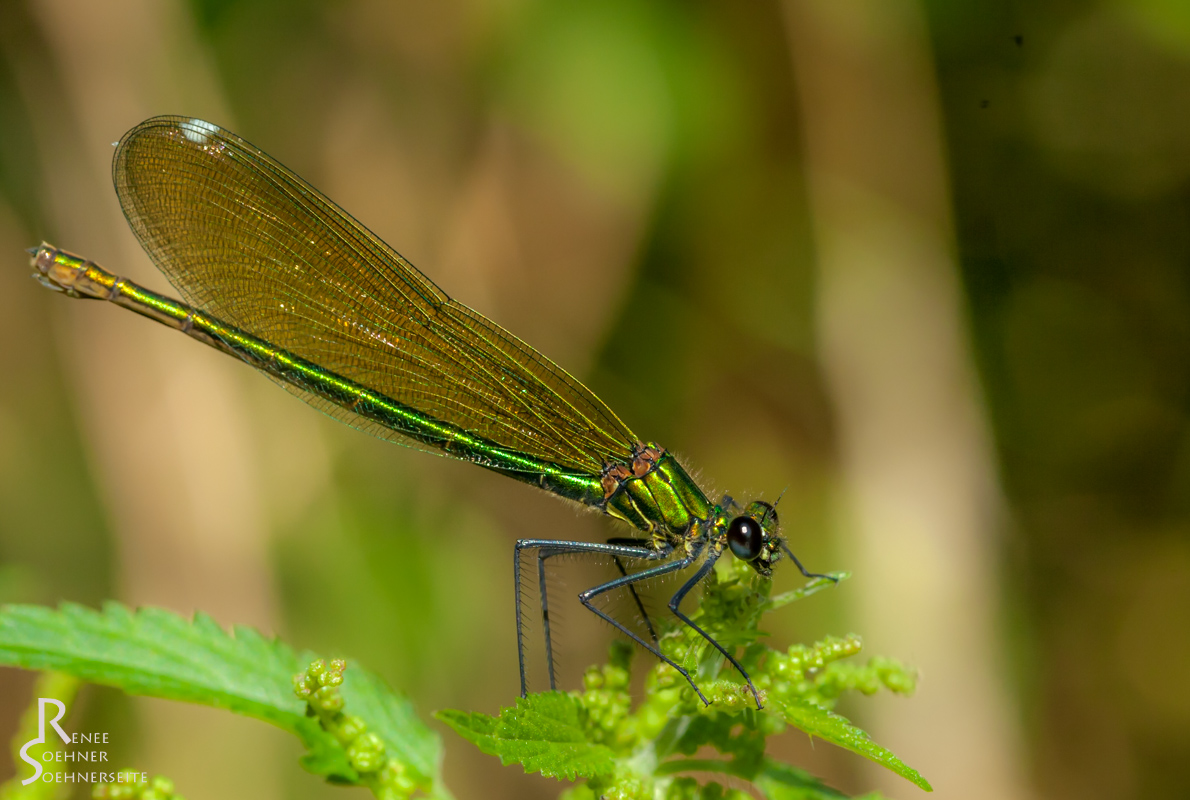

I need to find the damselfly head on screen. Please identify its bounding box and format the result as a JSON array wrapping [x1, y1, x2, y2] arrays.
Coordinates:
[[725, 499, 783, 576]]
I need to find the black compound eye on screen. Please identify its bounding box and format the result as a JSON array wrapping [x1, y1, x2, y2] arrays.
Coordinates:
[[727, 516, 764, 561]]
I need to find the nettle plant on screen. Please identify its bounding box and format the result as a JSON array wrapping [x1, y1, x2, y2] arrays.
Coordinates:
[[0, 557, 929, 800]]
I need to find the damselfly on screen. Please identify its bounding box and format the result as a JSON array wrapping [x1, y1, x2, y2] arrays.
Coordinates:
[[30, 116, 834, 708]]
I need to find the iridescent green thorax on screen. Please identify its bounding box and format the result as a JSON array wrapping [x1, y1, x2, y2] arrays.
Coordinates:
[[599, 444, 715, 542]]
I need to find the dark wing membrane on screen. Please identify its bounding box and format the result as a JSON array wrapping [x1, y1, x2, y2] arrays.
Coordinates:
[[112, 116, 638, 475]]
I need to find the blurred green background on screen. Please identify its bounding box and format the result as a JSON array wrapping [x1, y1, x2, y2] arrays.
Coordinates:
[[1, 1, 1189, 799]]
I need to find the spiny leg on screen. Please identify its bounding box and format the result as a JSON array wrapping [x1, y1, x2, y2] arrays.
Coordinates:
[[513, 540, 529, 697], [536, 548, 559, 690], [577, 552, 716, 705], [606, 537, 660, 645], [536, 537, 662, 688], [534, 544, 594, 690], [514, 538, 658, 698], [780, 541, 839, 583], [667, 549, 764, 709]]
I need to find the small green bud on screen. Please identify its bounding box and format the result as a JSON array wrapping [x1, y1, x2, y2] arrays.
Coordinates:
[[887, 672, 916, 693], [378, 759, 418, 795], [605, 771, 649, 800], [350, 748, 386, 774], [320, 658, 347, 687], [312, 685, 344, 712], [348, 732, 387, 773], [330, 712, 368, 742], [653, 662, 679, 687], [293, 673, 314, 698], [603, 665, 629, 690]]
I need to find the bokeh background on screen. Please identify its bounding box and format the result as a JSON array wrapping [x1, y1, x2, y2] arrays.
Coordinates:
[[1, 1, 1188, 799]]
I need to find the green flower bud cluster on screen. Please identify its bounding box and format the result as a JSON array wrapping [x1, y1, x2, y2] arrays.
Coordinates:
[[813, 655, 917, 701], [294, 657, 347, 714], [695, 563, 759, 628], [293, 660, 418, 799], [758, 634, 916, 708], [91, 772, 180, 800], [581, 641, 635, 748], [760, 634, 861, 704], [635, 660, 692, 737], [601, 768, 651, 800]]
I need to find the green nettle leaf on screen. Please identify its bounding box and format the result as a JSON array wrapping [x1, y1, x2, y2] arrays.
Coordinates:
[[437, 693, 617, 780], [0, 603, 299, 722], [766, 699, 930, 792], [0, 603, 444, 796]]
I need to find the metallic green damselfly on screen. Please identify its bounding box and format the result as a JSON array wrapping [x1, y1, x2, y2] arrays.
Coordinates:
[[31, 116, 834, 708]]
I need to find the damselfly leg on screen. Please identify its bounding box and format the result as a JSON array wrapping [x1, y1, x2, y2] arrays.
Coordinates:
[[666, 550, 763, 708], [514, 538, 662, 697], [605, 536, 661, 646], [575, 549, 708, 703], [516, 537, 768, 708], [781, 542, 840, 583], [524, 537, 667, 690]]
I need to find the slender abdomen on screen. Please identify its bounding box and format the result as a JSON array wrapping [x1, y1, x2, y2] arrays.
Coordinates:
[[29, 244, 606, 506]]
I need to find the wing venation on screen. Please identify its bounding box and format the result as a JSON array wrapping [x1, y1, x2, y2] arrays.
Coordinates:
[[113, 116, 638, 475]]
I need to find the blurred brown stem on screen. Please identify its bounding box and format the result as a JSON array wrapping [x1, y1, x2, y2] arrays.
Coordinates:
[[783, 1, 1029, 796]]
